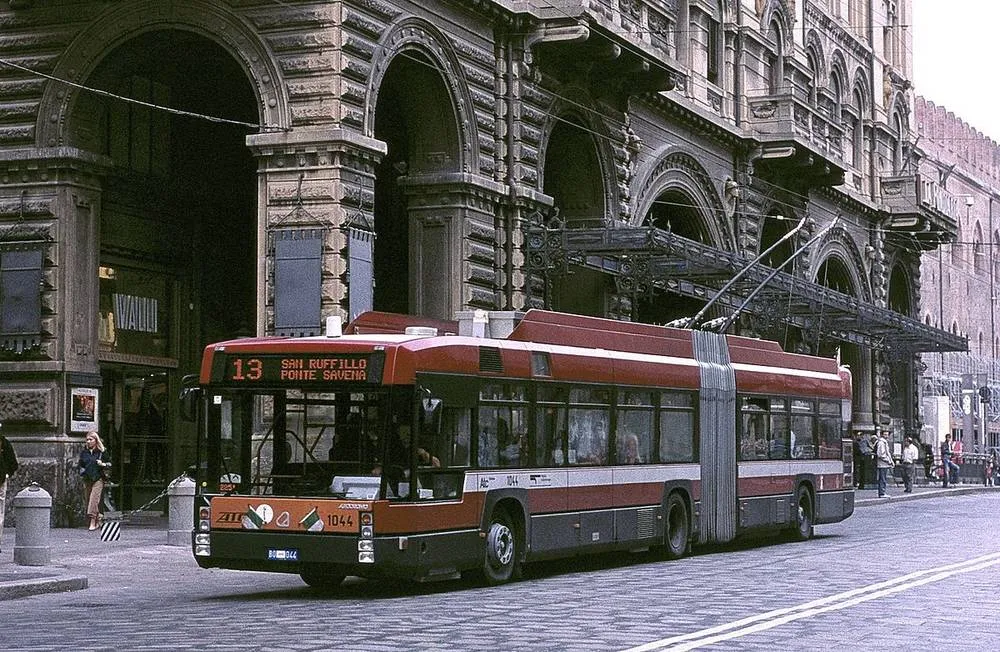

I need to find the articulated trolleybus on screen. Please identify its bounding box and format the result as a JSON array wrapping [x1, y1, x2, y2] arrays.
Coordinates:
[[185, 310, 854, 588]]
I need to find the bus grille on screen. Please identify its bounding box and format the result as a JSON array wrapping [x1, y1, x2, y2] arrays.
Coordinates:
[[637, 507, 656, 539], [479, 346, 504, 372]]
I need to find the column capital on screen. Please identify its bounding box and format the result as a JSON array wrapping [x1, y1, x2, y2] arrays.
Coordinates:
[[246, 127, 387, 160]]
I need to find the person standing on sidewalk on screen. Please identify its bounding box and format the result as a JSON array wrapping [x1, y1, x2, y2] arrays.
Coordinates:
[[900, 436, 918, 493], [78, 431, 111, 531], [0, 422, 20, 551], [873, 430, 893, 498], [941, 433, 960, 488], [855, 431, 873, 489]]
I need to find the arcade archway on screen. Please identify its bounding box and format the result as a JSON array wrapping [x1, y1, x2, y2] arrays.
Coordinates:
[[67, 30, 259, 508]]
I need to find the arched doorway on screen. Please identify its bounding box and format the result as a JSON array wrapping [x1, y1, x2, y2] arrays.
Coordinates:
[[634, 189, 712, 325], [373, 50, 461, 318], [67, 30, 259, 508], [542, 114, 608, 316], [815, 254, 872, 429], [887, 259, 917, 431]]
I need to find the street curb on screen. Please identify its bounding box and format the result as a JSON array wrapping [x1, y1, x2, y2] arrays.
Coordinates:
[[0, 575, 88, 601], [855, 484, 998, 507]]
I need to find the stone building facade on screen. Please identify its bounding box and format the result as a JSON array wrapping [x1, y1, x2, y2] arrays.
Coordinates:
[[915, 97, 1000, 453], [0, 0, 964, 520]]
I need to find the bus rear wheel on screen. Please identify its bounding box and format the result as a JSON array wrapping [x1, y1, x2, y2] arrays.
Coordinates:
[[663, 493, 690, 560], [482, 509, 519, 585], [300, 566, 346, 591], [791, 485, 814, 541]]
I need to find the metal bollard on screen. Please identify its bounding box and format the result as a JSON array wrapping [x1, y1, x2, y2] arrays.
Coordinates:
[[13, 482, 51, 566], [167, 475, 195, 546]]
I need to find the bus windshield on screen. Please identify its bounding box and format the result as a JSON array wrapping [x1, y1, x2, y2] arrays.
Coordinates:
[[199, 387, 411, 499]]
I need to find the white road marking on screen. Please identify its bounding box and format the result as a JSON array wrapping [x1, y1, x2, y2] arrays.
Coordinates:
[[624, 551, 1000, 652]]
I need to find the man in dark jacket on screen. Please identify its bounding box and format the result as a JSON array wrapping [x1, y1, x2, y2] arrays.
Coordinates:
[[0, 422, 20, 551]]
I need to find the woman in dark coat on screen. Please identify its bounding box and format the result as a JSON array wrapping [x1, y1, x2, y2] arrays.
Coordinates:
[[78, 432, 111, 530]]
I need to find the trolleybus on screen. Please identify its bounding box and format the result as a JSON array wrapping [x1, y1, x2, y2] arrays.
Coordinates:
[[184, 309, 854, 588]]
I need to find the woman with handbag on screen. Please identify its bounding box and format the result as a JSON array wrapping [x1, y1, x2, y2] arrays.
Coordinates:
[[78, 431, 111, 531]]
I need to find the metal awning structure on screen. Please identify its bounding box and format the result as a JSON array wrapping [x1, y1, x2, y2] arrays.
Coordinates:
[[523, 218, 967, 354]]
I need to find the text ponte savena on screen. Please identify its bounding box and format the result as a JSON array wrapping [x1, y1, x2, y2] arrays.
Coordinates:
[[279, 357, 367, 381]]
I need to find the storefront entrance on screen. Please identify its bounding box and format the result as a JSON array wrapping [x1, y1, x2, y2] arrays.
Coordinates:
[[100, 365, 172, 511]]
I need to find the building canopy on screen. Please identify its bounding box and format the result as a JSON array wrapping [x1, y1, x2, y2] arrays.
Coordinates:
[[523, 215, 967, 355]]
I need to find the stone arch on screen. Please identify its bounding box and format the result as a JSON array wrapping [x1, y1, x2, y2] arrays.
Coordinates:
[[812, 240, 873, 426], [829, 50, 849, 107], [887, 258, 914, 316], [367, 17, 477, 174], [812, 226, 872, 302], [759, 1, 793, 48], [634, 148, 731, 249], [973, 221, 986, 273], [804, 30, 826, 85], [36, 0, 288, 147], [851, 67, 871, 113], [538, 90, 618, 222]]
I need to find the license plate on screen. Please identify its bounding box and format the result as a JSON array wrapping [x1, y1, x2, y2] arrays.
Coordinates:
[[267, 548, 299, 561]]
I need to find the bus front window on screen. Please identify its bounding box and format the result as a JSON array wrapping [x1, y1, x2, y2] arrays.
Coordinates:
[[201, 389, 394, 498]]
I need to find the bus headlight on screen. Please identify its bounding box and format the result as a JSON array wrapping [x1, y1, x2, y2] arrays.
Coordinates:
[[358, 551, 375, 564], [194, 533, 211, 545], [194, 544, 211, 556], [358, 540, 374, 552], [360, 525, 373, 539], [198, 506, 211, 532]]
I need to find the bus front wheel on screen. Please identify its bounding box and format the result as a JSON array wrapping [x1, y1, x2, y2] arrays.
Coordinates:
[[482, 509, 519, 585], [664, 493, 690, 560]]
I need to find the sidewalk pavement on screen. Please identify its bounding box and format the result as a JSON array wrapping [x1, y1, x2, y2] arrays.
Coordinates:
[[2, 484, 998, 601], [0, 513, 174, 601]]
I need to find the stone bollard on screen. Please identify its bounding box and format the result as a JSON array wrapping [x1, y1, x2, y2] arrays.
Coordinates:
[[167, 475, 195, 546], [13, 482, 52, 566]]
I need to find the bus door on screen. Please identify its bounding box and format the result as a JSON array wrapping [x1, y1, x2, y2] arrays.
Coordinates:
[[692, 331, 737, 544]]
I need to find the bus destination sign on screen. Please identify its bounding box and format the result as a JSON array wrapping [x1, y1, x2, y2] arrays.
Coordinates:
[[216, 353, 382, 385]]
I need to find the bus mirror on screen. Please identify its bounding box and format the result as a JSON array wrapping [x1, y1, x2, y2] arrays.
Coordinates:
[[179, 385, 201, 422]]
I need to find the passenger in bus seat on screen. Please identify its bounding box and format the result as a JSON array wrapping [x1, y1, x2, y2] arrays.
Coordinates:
[[417, 447, 440, 467], [622, 433, 643, 464]]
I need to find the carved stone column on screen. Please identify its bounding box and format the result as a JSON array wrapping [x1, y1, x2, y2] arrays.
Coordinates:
[[398, 173, 508, 319], [0, 146, 110, 524], [247, 128, 386, 333]]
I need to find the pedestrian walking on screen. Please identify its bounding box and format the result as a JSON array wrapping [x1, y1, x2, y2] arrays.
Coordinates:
[[0, 422, 20, 552], [901, 436, 918, 493], [873, 430, 893, 498], [855, 431, 873, 489], [78, 431, 111, 531], [940, 433, 960, 488]]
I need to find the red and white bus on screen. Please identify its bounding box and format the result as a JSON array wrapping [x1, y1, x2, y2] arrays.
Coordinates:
[[185, 309, 854, 588]]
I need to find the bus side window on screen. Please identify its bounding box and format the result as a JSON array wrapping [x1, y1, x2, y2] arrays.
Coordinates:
[[568, 408, 608, 465], [660, 392, 696, 463], [441, 407, 471, 467]]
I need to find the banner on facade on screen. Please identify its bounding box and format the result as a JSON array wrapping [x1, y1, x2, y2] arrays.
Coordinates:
[[70, 387, 99, 433]]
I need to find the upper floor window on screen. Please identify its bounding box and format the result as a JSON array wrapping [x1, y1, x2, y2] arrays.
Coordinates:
[[104, 75, 171, 177]]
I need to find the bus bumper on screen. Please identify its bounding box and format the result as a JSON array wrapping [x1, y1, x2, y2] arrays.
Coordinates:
[[815, 488, 855, 524], [193, 528, 483, 581]]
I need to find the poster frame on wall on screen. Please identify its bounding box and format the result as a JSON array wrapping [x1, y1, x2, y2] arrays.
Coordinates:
[[70, 386, 100, 433]]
